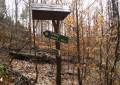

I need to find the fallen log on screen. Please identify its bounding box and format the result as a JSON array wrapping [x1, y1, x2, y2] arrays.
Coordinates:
[[9, 51, 57, 64], [9, 51, 41, 61]]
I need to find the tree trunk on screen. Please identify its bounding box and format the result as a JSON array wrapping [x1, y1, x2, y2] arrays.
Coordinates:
[[29, 0, 32, 52], [76, 1, 82, 85], [15, 0, 18, 48], [109, 0, 120, 84]]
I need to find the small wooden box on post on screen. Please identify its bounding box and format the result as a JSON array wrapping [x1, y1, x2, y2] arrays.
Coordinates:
[[31, 3, 70, 20], [31, 3, 70, 85]]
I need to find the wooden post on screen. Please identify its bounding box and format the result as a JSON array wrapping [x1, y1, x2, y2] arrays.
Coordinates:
[[33, 20, 39, 83], [52, 20, 61, 85]]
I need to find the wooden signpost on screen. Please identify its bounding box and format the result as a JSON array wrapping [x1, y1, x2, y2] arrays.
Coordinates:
[[31, 3, 70, 85]]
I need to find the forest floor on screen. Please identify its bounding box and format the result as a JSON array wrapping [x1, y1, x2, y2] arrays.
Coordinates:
[[0, 49, 78, 85], [0, 48, 120, 85]]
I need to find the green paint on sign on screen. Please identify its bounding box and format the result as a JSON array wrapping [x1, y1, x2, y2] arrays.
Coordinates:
[[43, 30, 69, 43]]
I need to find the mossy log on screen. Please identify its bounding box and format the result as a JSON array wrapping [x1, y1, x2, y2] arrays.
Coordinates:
[[9, 51, 40, 60]]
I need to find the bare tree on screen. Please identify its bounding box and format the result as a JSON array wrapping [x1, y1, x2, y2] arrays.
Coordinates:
[[0, 0, 6, 19], [109, 0, 120, 84], [75, 0, 82, 85], [15, 0, 19, 49]]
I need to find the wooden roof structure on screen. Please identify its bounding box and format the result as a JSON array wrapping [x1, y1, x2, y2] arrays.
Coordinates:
[[31, 3, 70, 20]]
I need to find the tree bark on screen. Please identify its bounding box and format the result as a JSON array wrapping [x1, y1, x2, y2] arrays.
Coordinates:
[[29, 0, 32, 52], [15, 0, 18, 48], [109, 0, 120, 85], [76, 1, 82, 85]]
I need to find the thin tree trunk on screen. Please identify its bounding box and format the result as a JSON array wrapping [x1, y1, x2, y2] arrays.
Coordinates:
[[109, 0, 120, 84], [29, 0, 32, 52], [99, 1, 104, 85], [76, 1, 82, 85], [15, 0, 18, 49]]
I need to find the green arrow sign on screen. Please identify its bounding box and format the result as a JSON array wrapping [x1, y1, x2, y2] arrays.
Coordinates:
[[43, 30, 69, 43]]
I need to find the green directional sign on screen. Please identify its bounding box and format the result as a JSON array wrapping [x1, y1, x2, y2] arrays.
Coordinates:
[[43, 30, 69, 43]]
